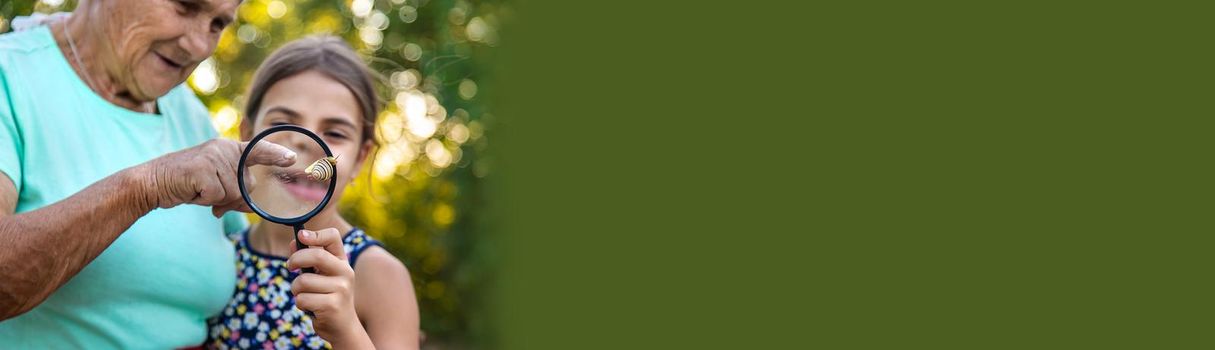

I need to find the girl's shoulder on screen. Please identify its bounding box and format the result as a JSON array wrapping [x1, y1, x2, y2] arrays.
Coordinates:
[[343, 227, 383, 266], [350, 235, 419, 344], [351, 243, 414, 309], [346, 229, 410, 284]]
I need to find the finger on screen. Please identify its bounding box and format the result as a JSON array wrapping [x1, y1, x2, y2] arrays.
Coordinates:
[[211, 200, 251, 217], [232, 201, 251, 213], [287, 247, 349, 273], [212, 205, 229, 218], [210, 188, 242, 218], [214, 201, 251, 216], [286, 248, 352, 276], [241, 166, 257, 195], [293, 292, 336, 314], [219, 168, 243, 205], [298, 228, 347, 261], [290, 273, 349, 295], [287, 239, 300, 273], [240, 140, 297, 167], [196, 174, 226, 205]]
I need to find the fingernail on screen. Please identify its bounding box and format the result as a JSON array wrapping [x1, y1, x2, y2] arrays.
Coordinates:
[[301, 230, 313, 239]]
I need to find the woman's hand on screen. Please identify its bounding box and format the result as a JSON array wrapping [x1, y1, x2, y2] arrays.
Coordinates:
[[136, 138, 296, 217], [287, 228, 375, 349]]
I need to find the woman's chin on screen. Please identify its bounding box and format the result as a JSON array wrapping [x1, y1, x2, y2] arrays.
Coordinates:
[[133, 75, 185, 100]]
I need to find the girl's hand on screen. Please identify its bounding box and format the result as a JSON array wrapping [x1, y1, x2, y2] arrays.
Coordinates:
[[287, 228, 374, 348]]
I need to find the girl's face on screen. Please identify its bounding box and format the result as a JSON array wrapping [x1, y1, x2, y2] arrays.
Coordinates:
[[242, 70, 373, 213]]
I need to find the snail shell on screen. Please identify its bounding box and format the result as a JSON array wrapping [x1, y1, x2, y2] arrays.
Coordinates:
[[305, 155, 339, 182]]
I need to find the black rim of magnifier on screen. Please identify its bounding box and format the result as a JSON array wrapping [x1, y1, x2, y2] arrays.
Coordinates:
[[237, 125, 337, 226]]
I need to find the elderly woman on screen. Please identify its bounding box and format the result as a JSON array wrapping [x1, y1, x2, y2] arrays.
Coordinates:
[[0, 0, 297, 347]]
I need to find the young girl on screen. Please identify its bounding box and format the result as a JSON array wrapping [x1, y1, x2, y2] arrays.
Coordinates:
[[206, 36, 420, 349]]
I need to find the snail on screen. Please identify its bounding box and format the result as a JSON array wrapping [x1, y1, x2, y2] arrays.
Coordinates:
[[304, 155, 339, 182]]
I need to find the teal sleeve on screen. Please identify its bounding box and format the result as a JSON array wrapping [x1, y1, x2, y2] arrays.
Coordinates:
[[222, 211, 250, 235], [0, 67, 22, 192]]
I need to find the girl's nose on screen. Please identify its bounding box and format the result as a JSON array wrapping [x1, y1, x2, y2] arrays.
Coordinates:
[[288, 132, 323, 162]]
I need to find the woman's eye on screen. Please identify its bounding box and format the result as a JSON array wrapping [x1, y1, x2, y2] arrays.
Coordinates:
[[210, 19, 226, 33], [269, 121, 291, 126], [173, 0, 198, 13]]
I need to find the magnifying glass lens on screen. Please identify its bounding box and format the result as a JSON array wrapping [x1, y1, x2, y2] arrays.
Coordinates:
[[242, 131, 330, 220]]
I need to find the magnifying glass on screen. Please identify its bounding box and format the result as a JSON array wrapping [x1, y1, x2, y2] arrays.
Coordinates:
[[238, 125, 338, 273]]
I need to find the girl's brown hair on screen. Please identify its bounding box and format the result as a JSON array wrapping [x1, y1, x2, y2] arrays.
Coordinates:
[[242, 36, 381, 146]]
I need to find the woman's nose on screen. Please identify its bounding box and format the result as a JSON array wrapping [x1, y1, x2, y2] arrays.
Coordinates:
[[179, 21, 217, 64]]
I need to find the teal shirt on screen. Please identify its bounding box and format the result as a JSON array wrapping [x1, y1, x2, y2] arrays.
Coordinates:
[[0, 26, 246, 347]]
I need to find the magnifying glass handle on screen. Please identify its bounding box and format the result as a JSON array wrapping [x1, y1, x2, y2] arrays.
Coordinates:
[[294, 224, 316, 274], [293, 223, 318, 318]]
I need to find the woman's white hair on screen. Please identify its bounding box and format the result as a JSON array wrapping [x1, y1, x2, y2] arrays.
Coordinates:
[[10, 12, 71, 32]]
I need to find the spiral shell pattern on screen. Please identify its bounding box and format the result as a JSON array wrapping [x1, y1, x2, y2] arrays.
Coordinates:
[[305, 155, 339, 182]]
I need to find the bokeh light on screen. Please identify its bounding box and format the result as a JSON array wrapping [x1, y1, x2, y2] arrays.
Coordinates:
[[402, 42, 423, 61], [351, 0, 373, 17], [266, 0, 287, 19], [189, 58, 219, 95]]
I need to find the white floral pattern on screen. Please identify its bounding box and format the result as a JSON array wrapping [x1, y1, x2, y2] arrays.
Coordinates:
[[205, 228, 381, 350]]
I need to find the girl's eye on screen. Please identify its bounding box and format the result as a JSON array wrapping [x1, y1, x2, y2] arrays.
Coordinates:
[[269, 121, 291, 126], [325, 132, 349, 140]]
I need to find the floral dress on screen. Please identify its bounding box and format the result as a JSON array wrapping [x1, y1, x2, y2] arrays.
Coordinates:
[[206, 228, 382, 349]]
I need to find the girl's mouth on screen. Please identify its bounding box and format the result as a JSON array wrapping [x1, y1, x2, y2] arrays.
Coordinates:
[[272, 168, 328, 203]]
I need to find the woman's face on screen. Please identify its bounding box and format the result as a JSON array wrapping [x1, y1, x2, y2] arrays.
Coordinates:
[[243, 70, 374, 213], [98, 0, 237, 100]]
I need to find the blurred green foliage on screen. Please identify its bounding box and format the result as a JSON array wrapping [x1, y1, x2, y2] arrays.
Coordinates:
[[2, 0, 502, 346]]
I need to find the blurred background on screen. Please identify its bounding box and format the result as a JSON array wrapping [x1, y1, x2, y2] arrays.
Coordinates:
[[1, 0, 504, 347]]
